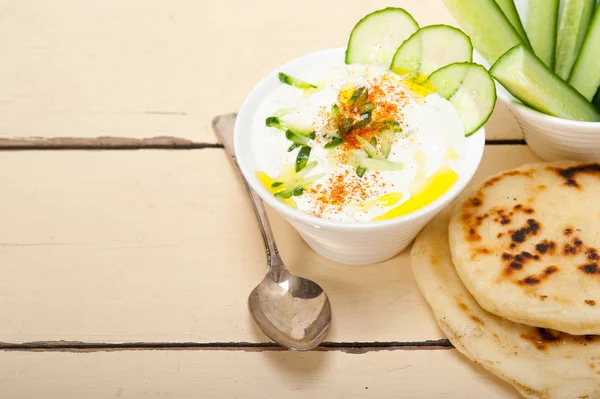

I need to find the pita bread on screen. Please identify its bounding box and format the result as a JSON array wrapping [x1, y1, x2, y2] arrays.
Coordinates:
[[411, 207, 600, 399], [448, 161, 600, 335]]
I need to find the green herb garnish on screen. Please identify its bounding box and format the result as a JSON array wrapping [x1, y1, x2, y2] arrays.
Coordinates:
[[348, 112, 373, 132], [287, 142, 299, 152], [295, 146, 311, 172], [324, 137, 344, 149], [349, 87, 368, 106], [339, 117, 354, 135], [358, 102, 377, 114], [356, 165, 367, 178], [271, 181, 283, 188], [331, 104, 340, 117]]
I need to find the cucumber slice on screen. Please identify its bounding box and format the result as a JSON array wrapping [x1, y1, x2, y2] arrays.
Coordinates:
[[494, 0, 531, 46], [490, 44, 600, 121], [516, 0, 560, 68], [345, 7, 419, 66], [554, 0, 596, 80], [568, 6, 600, 101], [443, 0, 525, 65], [428, 62, 496, 136], [361, 158, 404, 171], [390, 25, 473, 78], [356, 136, 386, 160]]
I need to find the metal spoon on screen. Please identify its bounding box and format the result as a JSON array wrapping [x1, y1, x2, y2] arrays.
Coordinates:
[[212, 114, 332, 351]]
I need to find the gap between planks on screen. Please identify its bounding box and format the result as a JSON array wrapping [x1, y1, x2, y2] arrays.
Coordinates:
[[0, 113, 525, 149], [0, 137, 223, 150], [0, 339, 452, 354]]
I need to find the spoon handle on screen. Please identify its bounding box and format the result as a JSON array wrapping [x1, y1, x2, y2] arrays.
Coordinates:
[[212, 114, 285, 278]]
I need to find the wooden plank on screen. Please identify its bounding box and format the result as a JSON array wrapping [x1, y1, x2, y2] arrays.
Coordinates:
[[0, 146, 540, 345], [0, 349, 519, 398], [0, 0, 520, 142]]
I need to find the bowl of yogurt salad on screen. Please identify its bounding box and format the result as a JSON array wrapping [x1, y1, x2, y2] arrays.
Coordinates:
[[234, 8, 496, 265]]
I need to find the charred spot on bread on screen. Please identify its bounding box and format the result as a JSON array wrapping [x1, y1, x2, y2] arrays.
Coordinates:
[[548, 163, 600, 189], [580, 264, 599, 275], [511, 219, 540, 244], [535, 240, 556, 254]]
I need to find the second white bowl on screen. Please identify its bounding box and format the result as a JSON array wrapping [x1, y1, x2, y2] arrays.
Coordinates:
[[474, 52, 600, 162]]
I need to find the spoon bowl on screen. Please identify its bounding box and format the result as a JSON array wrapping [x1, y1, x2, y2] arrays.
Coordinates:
[[248, 268, 332, 351]]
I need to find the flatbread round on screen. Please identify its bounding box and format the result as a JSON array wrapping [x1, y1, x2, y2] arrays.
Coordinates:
[[411, 208, 600, 399], [449, 161, 600, 335]]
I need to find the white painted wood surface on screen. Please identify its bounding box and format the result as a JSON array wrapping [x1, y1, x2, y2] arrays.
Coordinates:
[[0, 146, 540, 345], [0, 1, 535, 396], [0, 349, 520, 398], [0, 0, 520, 142]]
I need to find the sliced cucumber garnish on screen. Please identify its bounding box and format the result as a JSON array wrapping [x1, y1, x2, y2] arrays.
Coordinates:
[[568, 5, 600, 101], [494, 0, 531, 46], [428, 62, 496, 136], [390, 25, 473, 78], [345, 7, 419, 66], [554, 0, 596, 80], [346, 148, 403, 176], [274, 171, 324, 199], [443, 0, 524, 65], [278, 72, 316, 90], [490, 44, 600, 121], [517, 0, 560, 68], [379, 130, 395, 158], [356, 136, 386, 160], [265, 116, 313, 136], [285, 130, 313, 146], [361, 158, 404, 171]]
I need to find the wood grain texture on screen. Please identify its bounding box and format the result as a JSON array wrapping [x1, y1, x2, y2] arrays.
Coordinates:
[[0, 349, 519, 398], [0, 0, 520, 142], [0, 146, 540, 345]]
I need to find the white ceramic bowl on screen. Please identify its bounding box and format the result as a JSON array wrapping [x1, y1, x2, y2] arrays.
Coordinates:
[[234, 48, 485, 265], [474, 52, 600, 162]]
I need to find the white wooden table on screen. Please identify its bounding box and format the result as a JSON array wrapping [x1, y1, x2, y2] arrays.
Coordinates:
[[0, 1, 532, 397]]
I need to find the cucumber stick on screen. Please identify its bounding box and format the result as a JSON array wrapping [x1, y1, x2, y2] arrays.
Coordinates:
[[515, 0, 559, 68], [490, 44, 600, 121], [554, 0, 596, 80], [428, 63, 497, 136], [345, 8, 418, 67], [443, 0, 525, 65], [568, 5, 600, 101], [494, 0, 531, 46], [390, 25, 473, 77]]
